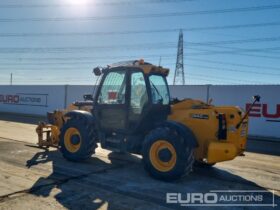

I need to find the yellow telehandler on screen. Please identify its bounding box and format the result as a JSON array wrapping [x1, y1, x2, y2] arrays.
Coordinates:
[[36, 60, 260, 181]]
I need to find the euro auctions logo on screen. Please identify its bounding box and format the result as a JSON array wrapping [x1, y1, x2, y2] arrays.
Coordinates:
[[0, 95, 19, 104], [0, 93, 48, 107], [246, 103, 280, 122], [166, 190, 277, 207]]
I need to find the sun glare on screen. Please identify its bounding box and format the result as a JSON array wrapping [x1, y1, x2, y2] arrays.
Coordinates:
[[66, 0, 90, 5], [62, 0, 92, 15]]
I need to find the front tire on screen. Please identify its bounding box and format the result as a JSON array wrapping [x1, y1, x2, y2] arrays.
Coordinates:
[[142, 127, 194, 181], [59, 117, 97, 161]]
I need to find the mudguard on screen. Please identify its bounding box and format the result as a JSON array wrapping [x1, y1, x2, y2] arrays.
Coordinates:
[[65, 110, 95, 124], [161, 120, 198, 148]]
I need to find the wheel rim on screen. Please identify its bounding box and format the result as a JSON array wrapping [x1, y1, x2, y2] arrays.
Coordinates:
[[149, 140, 177, 172], [64, 127, 82, 153]]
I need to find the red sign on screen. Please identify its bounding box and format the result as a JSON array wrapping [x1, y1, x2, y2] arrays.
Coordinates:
[[108, 91, 117, 100], [246, 103, 280, 119]]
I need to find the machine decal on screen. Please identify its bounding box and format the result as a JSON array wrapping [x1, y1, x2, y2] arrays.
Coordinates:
[[191, 114, 209, 120]]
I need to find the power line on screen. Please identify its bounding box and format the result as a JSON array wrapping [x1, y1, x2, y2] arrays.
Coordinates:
[[185, 36, 280, 46], [1, 35, 280, 52], [0, 46, 280, 61], [1, 71, 278, 85], [187, 58, 280, 71], [185, 44, 280, 59], [0, 62, 97, 66], [0, 23, 280, 37], [5, 74, 256, 83], [2, 61, 280, 77], [0, 43, 177, 53], [1, 4, 280, 22], [162, 61, 280, 76], [1, 44, 280, 53], [184, 46, 280, 59], [0, 45, 279, 60], [2, 54, 280, 72], [1, 40, 280, 62], [186, 64, 280, 76], [0, 54, 175, 62], [0, 67, 95, 70], [185, 42, 280, 57], [8, 73, 268, 85], [2, 35, 280, 54], [186, 44, 277, 57], [0, 0, 195, 9], [0, 54, 176, 64]]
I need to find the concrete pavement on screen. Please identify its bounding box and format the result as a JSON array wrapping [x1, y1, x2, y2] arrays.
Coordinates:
[[0, 114, 279, 210]]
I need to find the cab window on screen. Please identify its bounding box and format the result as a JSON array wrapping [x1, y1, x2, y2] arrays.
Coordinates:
[[149, 75, 170, 105], [130, 72, 148, 114], [98, 71, 126, 104]]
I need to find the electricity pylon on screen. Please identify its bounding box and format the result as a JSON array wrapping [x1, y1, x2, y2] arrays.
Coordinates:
[[173, 29, 185, 85]]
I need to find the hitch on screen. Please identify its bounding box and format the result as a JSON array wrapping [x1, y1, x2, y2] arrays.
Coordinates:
[[36, 122, 60, 148], [236, 95, 261, 129]]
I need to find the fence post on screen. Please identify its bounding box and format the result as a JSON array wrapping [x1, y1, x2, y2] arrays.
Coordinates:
[[206, 84, 211, 103], [64, 85, 68, 109]]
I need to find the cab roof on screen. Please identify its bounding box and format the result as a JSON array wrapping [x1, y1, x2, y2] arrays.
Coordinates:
[[107, 60, 170, 76]]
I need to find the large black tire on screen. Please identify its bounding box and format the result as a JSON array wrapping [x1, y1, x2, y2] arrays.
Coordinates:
[[59, 117, 97, 161], [142, 126, 194, 181]]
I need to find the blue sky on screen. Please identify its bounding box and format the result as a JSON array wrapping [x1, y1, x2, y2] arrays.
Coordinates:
[[0, 0, 280, 85]]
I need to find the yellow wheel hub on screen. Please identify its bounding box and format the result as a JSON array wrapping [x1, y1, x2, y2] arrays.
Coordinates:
[[64, 127, 82, 153], [149, 140, 177, 172]]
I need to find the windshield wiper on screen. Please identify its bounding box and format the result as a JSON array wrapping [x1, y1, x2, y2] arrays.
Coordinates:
[[150, 81, 163, 103]]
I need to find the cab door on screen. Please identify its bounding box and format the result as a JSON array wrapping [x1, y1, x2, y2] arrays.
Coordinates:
[[94, 69, 128, 132], [128, 71, 149, 131]]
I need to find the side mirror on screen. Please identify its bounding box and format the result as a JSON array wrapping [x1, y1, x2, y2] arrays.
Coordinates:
[[93, 67, 102, 76], [253, 95, 261, 102], [208, 98, 213, 105], [83, 94, 93, 101], [236, 95, 261, 129]]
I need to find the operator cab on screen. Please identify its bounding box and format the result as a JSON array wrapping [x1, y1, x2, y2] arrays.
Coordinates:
[[93, 60, 171, 152]]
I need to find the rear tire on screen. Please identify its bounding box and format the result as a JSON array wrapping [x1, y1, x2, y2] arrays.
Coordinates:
[[142, 127, 194, 181], [59, 117, 97, 161]]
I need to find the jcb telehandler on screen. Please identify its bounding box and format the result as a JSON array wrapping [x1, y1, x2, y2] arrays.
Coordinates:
[[37, 60, 260, 181]]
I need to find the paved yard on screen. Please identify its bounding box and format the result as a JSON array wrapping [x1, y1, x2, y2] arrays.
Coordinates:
[[0, 115, 279, 210]]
